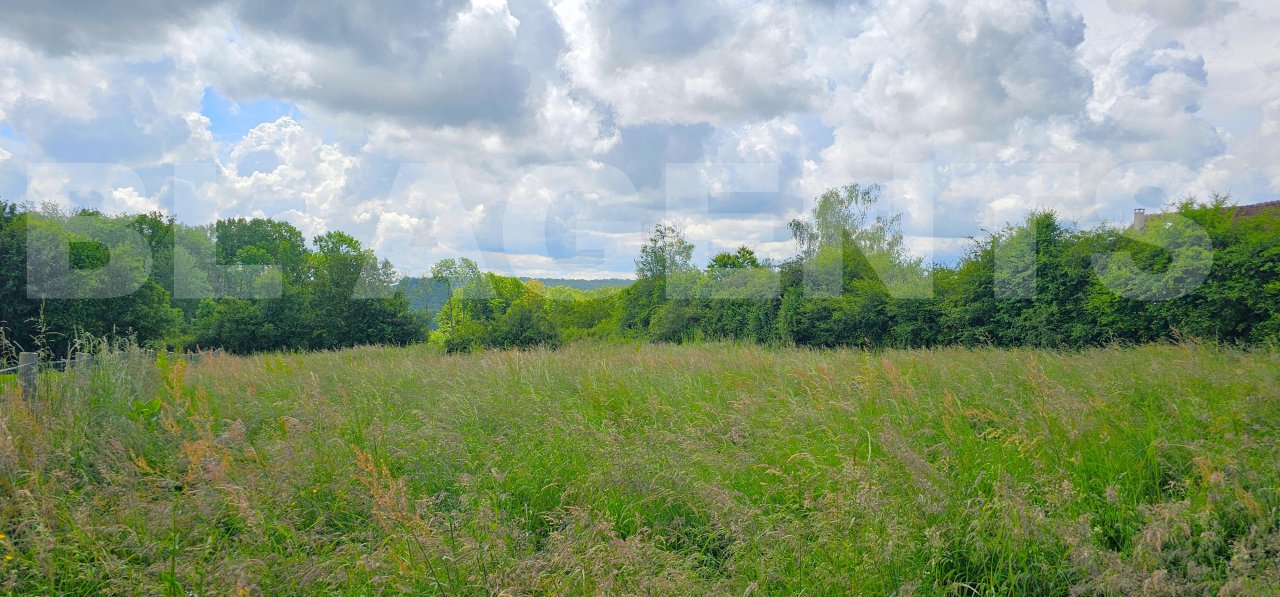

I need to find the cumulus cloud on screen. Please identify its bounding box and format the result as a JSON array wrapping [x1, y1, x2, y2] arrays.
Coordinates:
[[820, 0, 1092, 176], [1242, 99, 1280, 193], [208, 117, 357, 235], [0, 0, 1277, 274], [0, 0, 222, 55], [1107, 0, 1237, 27], [552, 0, 821, 126], [199, 1, 537, 127]]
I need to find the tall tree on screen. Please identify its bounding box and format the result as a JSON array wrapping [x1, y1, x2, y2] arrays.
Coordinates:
[[707, 246, 761, 271], [635, 224, 695, 281]]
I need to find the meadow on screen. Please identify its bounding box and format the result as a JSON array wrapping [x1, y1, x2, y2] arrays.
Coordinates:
[[1, 342, 1278, 595]]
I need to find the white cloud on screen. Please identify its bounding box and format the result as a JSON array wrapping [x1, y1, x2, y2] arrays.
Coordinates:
[[536, 84, 620, 157], [1107, 0, 1237, 27], [0, 0, 1277, 274], [1242, 99, 1280, 193], [552, 0, 820, 126], [188, 0, 540, 127], [820, 0, 1092, 175], [108, 186, 163, 214], [208, 117, 356, 238]]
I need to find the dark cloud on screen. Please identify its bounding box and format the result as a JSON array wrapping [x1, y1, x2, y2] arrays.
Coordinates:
[[231, 0, 470, 67], [601, 124, 715, 192], [220, 0, 551, 127], [293, 56, 533, 127], [0, 0, 222, 54]]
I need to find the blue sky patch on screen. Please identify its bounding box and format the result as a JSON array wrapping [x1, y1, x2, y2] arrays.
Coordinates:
[[0, 122, 26, 142], [200, 87, 300, 141]]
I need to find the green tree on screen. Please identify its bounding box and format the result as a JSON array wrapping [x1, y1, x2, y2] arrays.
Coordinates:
[[635, 223, 695, 281], [707, 246, 761, 271]]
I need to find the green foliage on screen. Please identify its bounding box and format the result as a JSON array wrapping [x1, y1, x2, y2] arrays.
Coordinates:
[[635, 223, 695, 281], [647, 299, 699, 343], [543, 284, 622, 341], [191, 222, 422, 353], [707, 245, 761, 270], [617, 277, 664, 335], [434, 269, 561, 353], [755, 191, 1279, 350], [0, 205, 182, 356], [4, 185, 1279, 358], [0, 201, 422, 358], [214, 217, 307, 283], [488, 295, 562, 350]]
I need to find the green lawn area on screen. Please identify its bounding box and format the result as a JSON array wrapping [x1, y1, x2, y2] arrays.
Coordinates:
[[1, 342, 1278, 594]]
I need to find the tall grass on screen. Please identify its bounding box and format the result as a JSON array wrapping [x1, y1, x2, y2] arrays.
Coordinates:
[[1, 342, 1278, 594]]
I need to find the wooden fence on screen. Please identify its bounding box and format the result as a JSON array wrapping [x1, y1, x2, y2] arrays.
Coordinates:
[[0, 349, 223, 405]]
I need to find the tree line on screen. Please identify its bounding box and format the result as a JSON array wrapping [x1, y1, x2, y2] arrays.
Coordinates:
[[663, 188, 1276, 348], [411, 184, 1279, 352], [2, 184, 1278, 361], [1, 202, 421, 359]]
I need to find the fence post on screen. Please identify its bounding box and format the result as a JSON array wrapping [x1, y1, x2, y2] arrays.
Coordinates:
[[18, 352, 38, 404]]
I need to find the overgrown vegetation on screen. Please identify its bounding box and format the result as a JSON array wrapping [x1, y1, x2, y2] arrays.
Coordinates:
[[1, 342, 1277, 593], [0, 204, 421, 357], [3, 185, 1278, 360]]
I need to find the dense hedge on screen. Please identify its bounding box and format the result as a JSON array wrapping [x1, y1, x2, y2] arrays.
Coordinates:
[[3, 186, 1277, 358]]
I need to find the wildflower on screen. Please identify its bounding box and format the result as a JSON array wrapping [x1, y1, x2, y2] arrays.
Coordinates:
[[3, 554, 11, 561], [0, 532, 5, 539]]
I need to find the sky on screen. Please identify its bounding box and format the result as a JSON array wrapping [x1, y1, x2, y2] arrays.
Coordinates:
[[0, 0, 1277, 278]]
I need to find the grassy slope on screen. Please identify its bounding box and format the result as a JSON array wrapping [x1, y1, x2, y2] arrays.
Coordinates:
[[1, 342, 1279, 595]]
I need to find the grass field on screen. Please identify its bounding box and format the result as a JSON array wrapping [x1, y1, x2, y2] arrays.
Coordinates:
[[1, 342, 1278, 595]]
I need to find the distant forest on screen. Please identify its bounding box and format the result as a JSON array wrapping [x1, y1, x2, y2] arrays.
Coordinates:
[[2, 184, 1278, 360], [522, 278, 631, 291], [399, 277, 630, 321]]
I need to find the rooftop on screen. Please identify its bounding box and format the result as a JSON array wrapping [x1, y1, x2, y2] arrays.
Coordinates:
[[1132, 200, 1280, 230]]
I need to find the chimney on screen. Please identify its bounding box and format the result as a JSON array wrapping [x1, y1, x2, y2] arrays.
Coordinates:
[[1133, 208, 1146, 231]]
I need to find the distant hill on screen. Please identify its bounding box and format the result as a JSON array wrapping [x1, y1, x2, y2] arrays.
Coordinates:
[[397, 277, 452, 315], [522, 278, 633, 291], [397, 276, 633, 318]]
